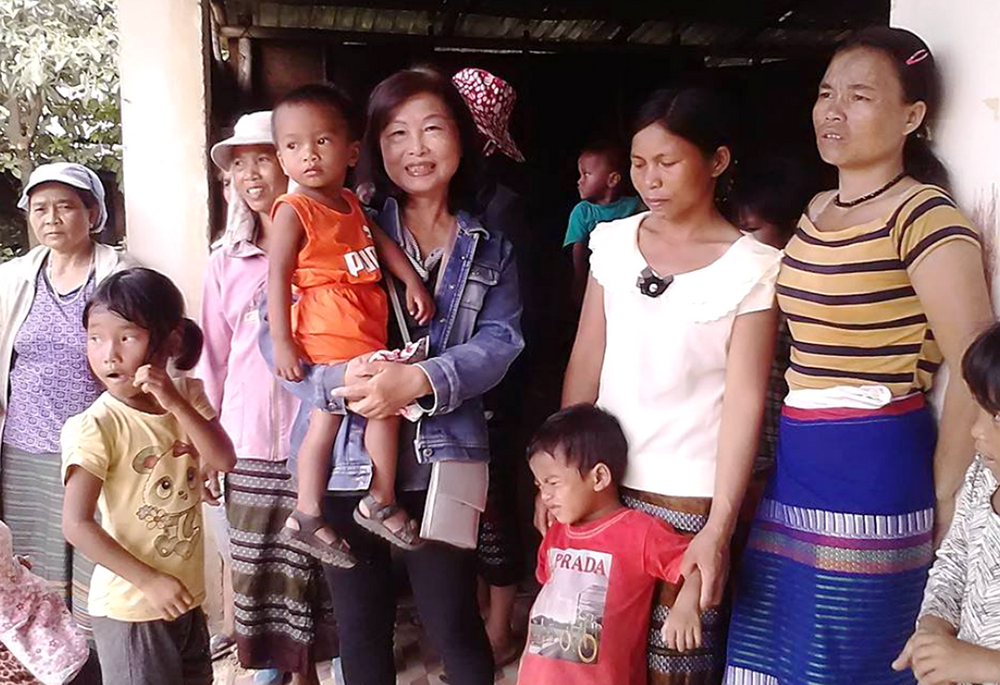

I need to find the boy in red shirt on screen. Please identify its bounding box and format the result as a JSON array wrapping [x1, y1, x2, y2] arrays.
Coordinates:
[[519, 405, 701, 685]]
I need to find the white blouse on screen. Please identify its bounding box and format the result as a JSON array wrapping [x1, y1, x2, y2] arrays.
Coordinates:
[[920, 457, 1000, 685], [589, 213, 782, 498]]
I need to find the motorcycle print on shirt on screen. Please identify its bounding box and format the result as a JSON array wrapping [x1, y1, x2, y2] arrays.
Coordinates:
[[527, 548, 611, 665]]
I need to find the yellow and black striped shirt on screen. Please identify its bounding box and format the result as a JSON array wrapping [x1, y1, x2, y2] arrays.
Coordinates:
[[778, 185, 981, 395]]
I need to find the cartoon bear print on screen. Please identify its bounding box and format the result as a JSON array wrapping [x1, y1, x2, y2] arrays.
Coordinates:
[[132, 441, 202, 559]]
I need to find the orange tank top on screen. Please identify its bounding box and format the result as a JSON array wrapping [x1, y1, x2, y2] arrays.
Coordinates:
[[272, 189, 382, 290]]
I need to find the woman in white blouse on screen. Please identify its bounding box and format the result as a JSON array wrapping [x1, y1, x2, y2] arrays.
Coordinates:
[[556, 88, 781, 684]]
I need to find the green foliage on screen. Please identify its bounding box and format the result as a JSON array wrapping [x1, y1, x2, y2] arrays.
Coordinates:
[[0, 0, 121, 183]]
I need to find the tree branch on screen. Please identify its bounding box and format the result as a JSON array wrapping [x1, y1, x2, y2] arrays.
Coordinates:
[[23, 90, 42, 150]]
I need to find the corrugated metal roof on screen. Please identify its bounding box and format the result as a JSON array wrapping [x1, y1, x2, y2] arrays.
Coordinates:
[[218, 1, 887, 52]]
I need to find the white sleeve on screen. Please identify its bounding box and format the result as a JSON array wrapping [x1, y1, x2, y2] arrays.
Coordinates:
[[736, 249, 781, 316], [586, 214, 644, 292]]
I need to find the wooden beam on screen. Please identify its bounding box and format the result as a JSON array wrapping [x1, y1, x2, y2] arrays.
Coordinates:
[[236, 36, 253, 102], [209, 0, 228, 25]]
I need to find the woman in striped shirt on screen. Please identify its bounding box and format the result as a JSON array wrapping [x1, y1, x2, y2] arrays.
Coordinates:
[[726, 27, 993, 685]]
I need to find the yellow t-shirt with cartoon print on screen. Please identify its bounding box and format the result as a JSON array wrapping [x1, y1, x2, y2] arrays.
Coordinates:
[[61, 377, 215, 622]]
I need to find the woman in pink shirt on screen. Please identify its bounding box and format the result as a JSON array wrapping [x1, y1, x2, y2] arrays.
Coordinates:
[[199, 112, 336, 685]]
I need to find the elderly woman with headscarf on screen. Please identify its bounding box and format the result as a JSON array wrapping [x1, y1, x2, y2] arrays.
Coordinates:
[[197, 111, 336, 685], [0, 162, 134, 630]]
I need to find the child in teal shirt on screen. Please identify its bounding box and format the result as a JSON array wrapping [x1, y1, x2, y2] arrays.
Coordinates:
[[564, 142, 642, 301]]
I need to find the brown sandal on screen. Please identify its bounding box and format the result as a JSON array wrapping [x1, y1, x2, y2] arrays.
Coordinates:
[[353, 494, 424, 551], [280, 510, 357, 568]]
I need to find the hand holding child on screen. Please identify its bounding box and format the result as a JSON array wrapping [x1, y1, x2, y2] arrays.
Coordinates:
[[661, 568, 703, 653], [405, 279, 436, 326], [680, 525, 729, 611], [133, 365, 184, 412], [139, 570, 194, 621], [273, 338, 305, 382]]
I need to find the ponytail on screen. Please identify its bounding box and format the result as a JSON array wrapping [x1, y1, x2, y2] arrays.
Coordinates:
[[903, 135, 950, 190], [173, 318, 204, 371]]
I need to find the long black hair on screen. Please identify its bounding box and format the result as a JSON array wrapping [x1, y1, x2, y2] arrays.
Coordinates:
[[632, 87, 736, 205], [836, 26, 949, 189], [83, 267, 203, 370], [358, 67, 483, 213]]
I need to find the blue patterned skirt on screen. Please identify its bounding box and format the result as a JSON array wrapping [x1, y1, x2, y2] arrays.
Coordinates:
[[725, 395, 935, 685]]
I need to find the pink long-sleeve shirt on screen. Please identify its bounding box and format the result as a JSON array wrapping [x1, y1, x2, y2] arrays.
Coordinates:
[[197, 241, 299, 461]]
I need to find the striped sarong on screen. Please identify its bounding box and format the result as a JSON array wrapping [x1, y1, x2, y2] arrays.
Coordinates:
[[227, 458, 338, 673], [623, 488, 727, 685], [1, 443, 95, 637], [726, 395, 935, 685]]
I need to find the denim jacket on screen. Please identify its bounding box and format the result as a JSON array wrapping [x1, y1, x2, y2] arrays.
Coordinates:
[[286, 197, 524, 491]]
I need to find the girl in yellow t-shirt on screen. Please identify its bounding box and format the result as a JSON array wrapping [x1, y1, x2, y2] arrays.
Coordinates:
[[61, 267, 236, 685]]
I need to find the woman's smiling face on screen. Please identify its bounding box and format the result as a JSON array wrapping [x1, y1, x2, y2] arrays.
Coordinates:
[[378, 92, 462, 200]]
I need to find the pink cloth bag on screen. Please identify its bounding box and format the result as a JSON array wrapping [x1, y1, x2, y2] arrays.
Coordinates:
[[0, 521, 89, 685]]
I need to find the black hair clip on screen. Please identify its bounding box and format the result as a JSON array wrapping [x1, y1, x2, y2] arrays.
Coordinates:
[[636, 267, 673, 298]]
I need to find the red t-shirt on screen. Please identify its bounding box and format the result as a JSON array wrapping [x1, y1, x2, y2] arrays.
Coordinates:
[[517, 508, 689, 685]]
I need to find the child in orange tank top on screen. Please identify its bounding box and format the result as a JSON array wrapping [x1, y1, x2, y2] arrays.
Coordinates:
[[267, 84, 435, 565]]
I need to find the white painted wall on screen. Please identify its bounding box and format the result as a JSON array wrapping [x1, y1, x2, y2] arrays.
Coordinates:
[[118, 0, 211, 314], [892, 0, 1000, 299]]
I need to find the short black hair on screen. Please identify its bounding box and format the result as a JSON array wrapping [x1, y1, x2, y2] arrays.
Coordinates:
[[358, 67, 483, 214], [581, 140, 629, 178], [963, 323, 1000, 416], [527, 404, 629, 484], [272, 82, 362, 141], [729, 155, 813, 241]]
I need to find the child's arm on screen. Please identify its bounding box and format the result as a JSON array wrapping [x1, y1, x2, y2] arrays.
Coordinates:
[[369, 223, 435, 325], [63, 467, 195, 620], [662, 568, 702, 653], [133, 366, 237, 472], [893, 461, 979, 675], [267, 203, 307, 382]]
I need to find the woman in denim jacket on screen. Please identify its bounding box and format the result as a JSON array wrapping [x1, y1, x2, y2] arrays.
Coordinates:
[[291, 69, 523, 685]]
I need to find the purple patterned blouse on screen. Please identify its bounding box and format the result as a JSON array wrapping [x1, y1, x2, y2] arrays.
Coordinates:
[[3, 267, 102, 453]]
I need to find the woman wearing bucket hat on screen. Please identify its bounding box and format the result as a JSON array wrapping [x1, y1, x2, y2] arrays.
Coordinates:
[[198, 111, 337, 685], [0, 161, 134, 633]]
